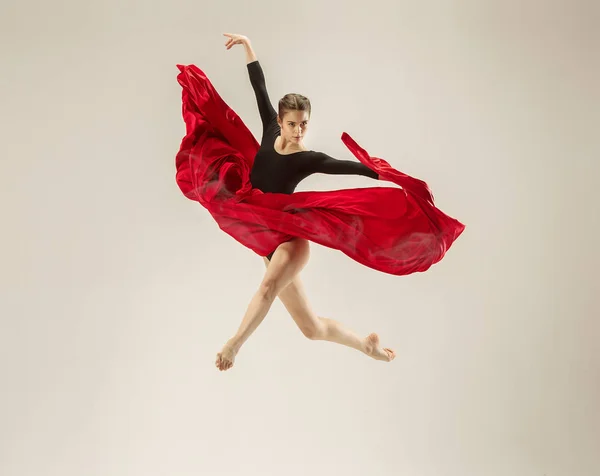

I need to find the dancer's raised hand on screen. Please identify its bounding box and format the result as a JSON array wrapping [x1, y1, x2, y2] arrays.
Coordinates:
[[223, 33, 249, 50]]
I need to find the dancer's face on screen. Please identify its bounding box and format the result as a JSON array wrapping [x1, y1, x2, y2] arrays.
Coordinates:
[[278, 110, 309, 143]]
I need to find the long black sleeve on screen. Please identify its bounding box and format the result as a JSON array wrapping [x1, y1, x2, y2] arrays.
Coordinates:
[[247, 61, 277, 129], [303, 152, 379, 179]]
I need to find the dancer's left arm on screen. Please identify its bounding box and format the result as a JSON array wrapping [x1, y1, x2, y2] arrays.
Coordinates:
[[304, 152, 379, 179]]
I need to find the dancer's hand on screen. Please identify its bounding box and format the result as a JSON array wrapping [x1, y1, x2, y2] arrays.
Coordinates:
[[223, 33, 249, 50], [223, 33, 257, 63]]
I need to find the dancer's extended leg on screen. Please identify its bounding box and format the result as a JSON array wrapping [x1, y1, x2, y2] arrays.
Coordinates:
[[215, 239, 310, 371], [265, 259, 396, 362]]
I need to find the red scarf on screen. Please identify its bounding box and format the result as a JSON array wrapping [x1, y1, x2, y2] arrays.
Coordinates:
[[175, 64, 465, 276]]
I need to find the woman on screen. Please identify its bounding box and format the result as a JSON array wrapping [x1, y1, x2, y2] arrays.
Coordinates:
[[215, 33, 397, 371]]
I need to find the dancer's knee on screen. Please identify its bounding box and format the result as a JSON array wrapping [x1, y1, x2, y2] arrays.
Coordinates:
[[257, 279, 279, 302], [301, 319, 324, 340]]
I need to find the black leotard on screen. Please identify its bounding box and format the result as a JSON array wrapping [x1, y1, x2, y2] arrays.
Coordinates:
[[246, 60, 378, 259]]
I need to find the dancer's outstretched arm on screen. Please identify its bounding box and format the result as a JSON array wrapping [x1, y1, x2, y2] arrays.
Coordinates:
[[223, 33, 277, 140], [302, 151, 380, 180]]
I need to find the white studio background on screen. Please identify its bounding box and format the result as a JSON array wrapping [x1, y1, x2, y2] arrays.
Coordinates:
[[1, 1, 598, 475]]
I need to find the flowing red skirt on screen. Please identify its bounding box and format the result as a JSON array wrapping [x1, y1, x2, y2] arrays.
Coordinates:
[[174, 64, 465, 276]]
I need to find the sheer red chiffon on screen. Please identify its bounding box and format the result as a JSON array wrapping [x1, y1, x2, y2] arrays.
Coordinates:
[[174, 64, 465, 276]]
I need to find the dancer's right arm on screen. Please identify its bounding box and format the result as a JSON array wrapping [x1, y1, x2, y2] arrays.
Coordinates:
[[223, 33, 277, 131], [242, 38, 257, 64], [246, 60, 278, 127]]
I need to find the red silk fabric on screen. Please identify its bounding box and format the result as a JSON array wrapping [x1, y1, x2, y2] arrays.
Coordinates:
[[175, 64, 465, 276]]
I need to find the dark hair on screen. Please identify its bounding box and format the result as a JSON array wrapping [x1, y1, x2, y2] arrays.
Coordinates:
[[278, 93, 311, 119]]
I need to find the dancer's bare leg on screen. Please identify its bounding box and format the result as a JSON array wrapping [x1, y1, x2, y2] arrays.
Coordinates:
[[266, 260, 396, 362], [215, 239, 310, 371]]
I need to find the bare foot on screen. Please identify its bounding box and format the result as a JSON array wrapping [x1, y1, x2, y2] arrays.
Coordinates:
[[215, 341, 238, 371], [363, 333, 396, 362]]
